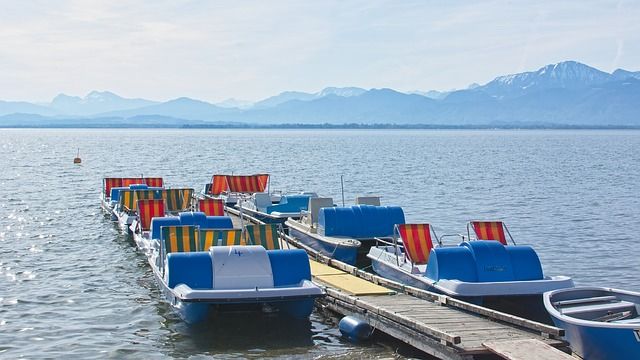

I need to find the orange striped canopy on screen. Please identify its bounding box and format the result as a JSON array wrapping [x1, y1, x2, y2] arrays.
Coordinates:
[[103, 177, 164, 197], [209, 175, 228, 195], [398, 224, 434, 265], [471, 221, 507, 245], [198, 199, 225, 216], [208, 174, 269, 194]]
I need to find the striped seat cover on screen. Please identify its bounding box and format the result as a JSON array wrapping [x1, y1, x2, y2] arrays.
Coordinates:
[[199, 229, 244, 249], [137, 199, 165, 231], [161, 188, 194, 212], [162, 225, 199, 254], [119, 189, 162, 212], [397, 224, 434, 265], [198, 198, 225, 216], [471, 221, 507, 245], [244, 224, 281, 250]]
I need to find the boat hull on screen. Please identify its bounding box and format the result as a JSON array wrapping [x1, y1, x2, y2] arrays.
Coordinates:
[[288, 227, 359, 265], [545, 287, 640, 359]]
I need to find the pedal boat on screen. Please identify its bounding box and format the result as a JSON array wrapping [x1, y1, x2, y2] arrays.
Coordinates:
[[286, 199, 405, 265], [202, 173, 269, 206], [100, 177, 163, 215], [113, 187, 194, 234], [236, 192, 318, 224], [367, 222, 574, 322], [544, 287, 640, 360]]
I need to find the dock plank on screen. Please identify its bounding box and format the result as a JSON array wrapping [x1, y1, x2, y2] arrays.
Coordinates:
[[483, 339, 574, 360]]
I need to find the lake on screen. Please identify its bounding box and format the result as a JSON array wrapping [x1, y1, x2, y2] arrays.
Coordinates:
[[1, 129, 638, 358]]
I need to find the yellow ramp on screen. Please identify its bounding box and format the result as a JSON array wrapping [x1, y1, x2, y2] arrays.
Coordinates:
[[309, 260, 393, 296], [310, 260, 345, 276]]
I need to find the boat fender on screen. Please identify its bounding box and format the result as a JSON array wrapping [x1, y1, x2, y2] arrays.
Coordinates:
[[339, 316, 374, 342]]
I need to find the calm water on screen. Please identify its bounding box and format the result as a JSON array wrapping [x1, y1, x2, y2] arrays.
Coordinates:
[[1, 129, 639, 359]]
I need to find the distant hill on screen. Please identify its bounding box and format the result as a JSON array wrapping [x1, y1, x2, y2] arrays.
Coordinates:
[[50, 91, 158, 115], [0, 61, 639, 127]]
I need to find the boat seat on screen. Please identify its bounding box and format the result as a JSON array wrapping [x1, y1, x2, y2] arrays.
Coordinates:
[[137, 199, 165, 231], [396, 224, 436, 265], [553, 295, 618, 307], [198, 198, 225, 216], [245, 224, 281, 250], [200, 229, 244, 250], [253, 193, 272, 212], [560, 300, 636, 316], [161, 225, 199, 254], [468, 220, 510, 245]]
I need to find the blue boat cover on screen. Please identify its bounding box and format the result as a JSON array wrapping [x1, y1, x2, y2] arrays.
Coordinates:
[[266, 195, 312, 214], [267, 249, 311, 286], [178, 212, 233, 230], [318, 205, 405, 238], [167, 251, 213, 289], [425, 241, 544, 282], [151, 217, 181, 240], [151, 213, 233, 239]]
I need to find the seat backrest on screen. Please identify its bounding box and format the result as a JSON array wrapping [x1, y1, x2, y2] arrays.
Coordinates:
[[244, 224, 281, 250], [470, 221, 507, 245], [162, 188, 194, 212], [198, 198, 225, 216], [398, 224, 434, 265], [253, 193, 272, 211], [144, 177, 163, 188], [210, 175, 229, 195], [161, 225, 199, 254], [199, 229, 244, 250], [308, 197, 334, 225], [137, 199, 165, 231], [104, 178, 123, 198]]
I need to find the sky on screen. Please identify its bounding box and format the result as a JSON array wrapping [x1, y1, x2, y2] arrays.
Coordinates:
[[1, 0, 639, 103]]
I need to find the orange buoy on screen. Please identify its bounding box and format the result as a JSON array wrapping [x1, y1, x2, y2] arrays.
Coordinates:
[[74, 148, 82, 164]]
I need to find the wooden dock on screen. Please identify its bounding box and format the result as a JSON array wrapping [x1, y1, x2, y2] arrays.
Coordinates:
[[284, 232, 572, 360], [223, 206, 571, 359]]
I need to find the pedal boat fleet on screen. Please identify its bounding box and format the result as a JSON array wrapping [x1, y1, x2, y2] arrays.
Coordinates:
[[102, 175, 638, 358], [101, 175, 323, 324]]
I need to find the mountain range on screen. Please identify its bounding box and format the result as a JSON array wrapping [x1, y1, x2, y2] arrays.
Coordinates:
[[1, 60, 639, 127]]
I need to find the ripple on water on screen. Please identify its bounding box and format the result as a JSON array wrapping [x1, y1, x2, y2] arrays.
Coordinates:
[[0, 129, 638, 359]]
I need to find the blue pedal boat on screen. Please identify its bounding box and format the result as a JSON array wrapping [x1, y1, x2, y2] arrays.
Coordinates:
[[367, 222, 573, 322], [237, 192, 318, 224], [286, 201, 405, 265], [545, 287, 640, 360], [137, 212, 323, 324]]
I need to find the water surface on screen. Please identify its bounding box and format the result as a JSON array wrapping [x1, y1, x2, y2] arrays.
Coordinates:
[[1, 129, 638, 358]]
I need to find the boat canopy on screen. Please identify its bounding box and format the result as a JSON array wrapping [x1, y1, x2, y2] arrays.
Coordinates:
[[208, 174, 269, 195], [103, 177, 163, 197]]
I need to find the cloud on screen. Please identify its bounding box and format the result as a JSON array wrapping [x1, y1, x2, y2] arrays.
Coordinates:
[[0, 0, 638, 101]]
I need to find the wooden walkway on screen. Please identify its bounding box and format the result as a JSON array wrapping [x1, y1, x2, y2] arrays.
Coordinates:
[[223, 206, 570, 359]]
